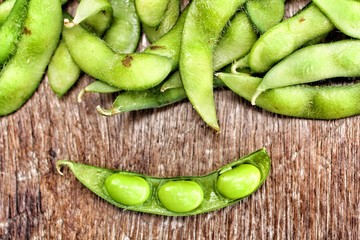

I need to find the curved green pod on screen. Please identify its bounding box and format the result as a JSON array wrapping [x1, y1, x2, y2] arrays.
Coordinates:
[[251, 40, 360, 104], [62, 22, 172, 90], [143, 6, 188, 72], [0, 0, 62, 116], [143, 0, 180, 43], [218, 72, 360, 119], [248, 3, 335, 73], [64, 0, 113, 36], [96, 84, 186, 115], [245, 0, 285, 33], [103, 0, 140, 54], [135, 0, 170, 27], [213, 11, 257, 70], [0, 0, 15, 26], [180, 0, 246, 132], [313, 0, 360, 39], [47, 40, 81, 97], [0, 0, 30, 65], [56, 148, 271, 216]]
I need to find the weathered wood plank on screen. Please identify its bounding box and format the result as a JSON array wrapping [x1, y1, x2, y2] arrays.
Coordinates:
[[1, 0, 359, 239]]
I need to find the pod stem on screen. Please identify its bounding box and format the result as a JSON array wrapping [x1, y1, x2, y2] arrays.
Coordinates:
[[77, 89, 85, 103], [56, 160, 74, 176], [96, 105, 118, 116]]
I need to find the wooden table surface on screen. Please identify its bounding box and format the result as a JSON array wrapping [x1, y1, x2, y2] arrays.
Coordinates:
[[1, 0, 359, 239]]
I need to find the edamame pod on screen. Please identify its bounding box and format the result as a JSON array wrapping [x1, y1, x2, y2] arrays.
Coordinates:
[[64, 0, 113, 35], [144, 6, 188, 71], [62, 23, 172, 90], [142, 0, 180, 43], [248, 3, 335, 73], [218, 72, 360, 119], [213, 12, 257, 70], [0, 0, 62, 116], [97, 84, 186, 115], [103, 0, 140, 54], [56, 148, 271, 216], [251, 40, 360, 104], [245, 0, 285, 33], [0, 0, 29, 65], [180, 0, 246, 132], [47, 40, 81, 97], [78, 81, 120, 103], [0, 0, 15, 25], [313, 0, 360, 39], [95, 73, 226, 115], [135, 0, 169, 27]]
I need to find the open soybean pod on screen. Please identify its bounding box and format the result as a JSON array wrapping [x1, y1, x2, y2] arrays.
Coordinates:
[[56, 149, 271, 216]]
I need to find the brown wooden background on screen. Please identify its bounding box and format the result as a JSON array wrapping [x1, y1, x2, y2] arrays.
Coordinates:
[[1, 0, 359, 239]]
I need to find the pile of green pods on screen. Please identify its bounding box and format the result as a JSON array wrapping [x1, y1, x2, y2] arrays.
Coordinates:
[[1, 0, 359, 131]]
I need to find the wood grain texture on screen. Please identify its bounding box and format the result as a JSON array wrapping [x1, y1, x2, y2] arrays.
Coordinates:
[[1, 0, 359, 239]]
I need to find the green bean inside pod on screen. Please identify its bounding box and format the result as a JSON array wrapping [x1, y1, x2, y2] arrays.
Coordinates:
[[56, 148, 271, 216]]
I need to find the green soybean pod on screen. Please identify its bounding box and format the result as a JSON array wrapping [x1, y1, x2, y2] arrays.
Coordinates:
[[62, 23, 172, 90], [251, 40, 360, 104], [248, 3, 335, 73], [143, 6, 188, 71], [0, 0, 15, 26], [142, 0, 180, 43], [56, 148, 271, 216], [213, 11, 257, 70], [65, 0, 113, 29], [78, 81, 120, 103], [161, 11, 256, 92], [95, 73, 227, 115], [135, 0, 169, 27], [231, 54, 251, 74], [313, 0, 360, 39], [245, 0, 285, 33], [0, 0, 29, 65], [103, 0, 140, 54], [96, 84, 186, 115], [47, 40, 81, 97], [180, 0, 246, 132], [78, 7, 188, 105], [0, 0, 62, 116], [218, 72, 360, 119]]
